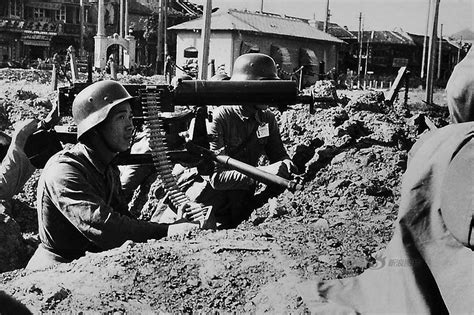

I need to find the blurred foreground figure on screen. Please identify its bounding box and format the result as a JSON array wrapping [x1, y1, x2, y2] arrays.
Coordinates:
[[189, 53, 297, 228], [312, 122, 473, 313], [27, 80, 199, 270], [446, 48, 474, 123], [0, 102, 60, 201], [0, 120, 38, 201]]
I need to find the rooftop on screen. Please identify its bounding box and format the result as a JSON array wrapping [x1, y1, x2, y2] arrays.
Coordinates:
[[169, 9, 345, 44]]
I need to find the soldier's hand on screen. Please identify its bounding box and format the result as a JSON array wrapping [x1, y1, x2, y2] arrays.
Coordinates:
[[177, 202, 207, 222], [12, 119, 39, 149], [259, 159, 297, 179], [41, 101, 60, 129], [167, 221, 200, 237]]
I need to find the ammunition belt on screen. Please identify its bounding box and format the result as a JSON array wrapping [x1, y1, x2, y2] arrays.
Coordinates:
[[141, 88, 212, 226], [141, 88, 189, 210]]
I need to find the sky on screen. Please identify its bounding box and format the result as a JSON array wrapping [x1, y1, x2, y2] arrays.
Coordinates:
[[192, 0, 473, 36]]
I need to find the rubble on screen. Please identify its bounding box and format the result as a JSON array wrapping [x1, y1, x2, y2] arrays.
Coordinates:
[[0, 69, 450, 312]]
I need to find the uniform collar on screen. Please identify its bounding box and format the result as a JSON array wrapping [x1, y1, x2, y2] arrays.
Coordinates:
[[234, 106, 263, 124], [77, 142, 114, 175]]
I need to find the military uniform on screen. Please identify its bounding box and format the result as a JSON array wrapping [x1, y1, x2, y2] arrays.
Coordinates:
[[312, 122, 474, 313], [446, 48, 474, 123], [26, 143, 169, 269], [0, 143, 35, 201], [189, 105, 290, 228]]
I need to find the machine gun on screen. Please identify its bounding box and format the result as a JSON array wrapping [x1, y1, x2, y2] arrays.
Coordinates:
[[55, 80, 333, 198]]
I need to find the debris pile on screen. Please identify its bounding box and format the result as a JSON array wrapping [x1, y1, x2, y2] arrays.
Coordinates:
[[0, 71, 450, 312]]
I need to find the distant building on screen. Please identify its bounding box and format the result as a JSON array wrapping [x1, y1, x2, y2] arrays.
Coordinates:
[[449, 28, 474, 49], [409, 32, 463, 84], [0, 0, 97, 63], [336, 29, 466, 84], [310, 20, 357, 74], [169, 9, 345, 84], [133, 0, 201, 68], [0, 0, 201, 69], [347, 30, 416, 77]]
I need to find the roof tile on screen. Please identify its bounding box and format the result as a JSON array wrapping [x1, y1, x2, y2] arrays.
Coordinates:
[[169, 9, 345, 44]]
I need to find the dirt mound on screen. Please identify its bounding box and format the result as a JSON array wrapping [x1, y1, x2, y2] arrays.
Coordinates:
[[0, 73, 449, 312]]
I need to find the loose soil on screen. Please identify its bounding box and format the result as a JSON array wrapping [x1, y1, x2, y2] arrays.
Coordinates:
[[0, 68, 449, 313]]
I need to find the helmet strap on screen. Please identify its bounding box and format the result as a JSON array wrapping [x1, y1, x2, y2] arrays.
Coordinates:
[[83, 128, 118, 163], [97, 128, 117, 154]]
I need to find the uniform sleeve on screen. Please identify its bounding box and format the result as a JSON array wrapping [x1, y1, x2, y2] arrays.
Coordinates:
[[208, 109, 255, 190], [43, 161, 169, 250], [265, 113, 290, 163], [209, 109, 226, 154], [0, 144, 36, 200]]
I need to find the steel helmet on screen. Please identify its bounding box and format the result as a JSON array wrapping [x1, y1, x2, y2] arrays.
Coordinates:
[[230, 53, 280, 81], [210, 73, 230, 81], [171, 74, 192, 87], [72, 80, 134, 140]]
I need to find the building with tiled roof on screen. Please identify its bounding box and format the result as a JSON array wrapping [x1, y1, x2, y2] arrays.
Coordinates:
[[341, 29, 464, 81], [169, 9, 346, 83], [311, 21, 357, 43]]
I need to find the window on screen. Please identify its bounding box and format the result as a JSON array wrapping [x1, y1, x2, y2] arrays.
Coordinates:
[[299, 48, 318, 66], [56, 6, 66, 22], [9, 0, 23, 18], [84, 8, 90, 23], [34, 8, 46, 19]]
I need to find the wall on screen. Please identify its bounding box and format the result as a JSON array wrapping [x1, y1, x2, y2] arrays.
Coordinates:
[[175, 31, 234, 79], [174, 30, 339, 84]]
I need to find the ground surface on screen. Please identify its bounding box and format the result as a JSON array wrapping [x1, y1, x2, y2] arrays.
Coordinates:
[[0, 69, 449, 313]]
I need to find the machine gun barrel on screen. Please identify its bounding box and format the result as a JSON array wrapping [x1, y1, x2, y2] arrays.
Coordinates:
[[173, 80, 325, 106], [215, 155, 302, 192], [186, 142, 302, 192]]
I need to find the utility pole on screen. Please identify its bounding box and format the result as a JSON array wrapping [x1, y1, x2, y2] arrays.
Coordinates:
[[94, 0, 106, 69], [421, 0, 431, 79], [163, 0, 168, 57], [323, 0, 330, 32], [364, 31, 371, 79], [260, 0, 264, 12], [437, 23, 443, 79], [199, 0, 212, 79], [357, 12, 363, 83], [79, 0, 84, 59], [119, 0, 124, 37], [118, 0, 124, 66], [163, 0, 169, 75], [156, 0, 164, 74], [426, 0, 440, 105], [125, 0, 129, 36]]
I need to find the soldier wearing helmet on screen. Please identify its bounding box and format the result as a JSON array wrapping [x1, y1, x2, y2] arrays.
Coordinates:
[[189, 53, 296, 228], [311, 121, 474, 314], [27, 80, 199, 270], [446, 47, 474, 123], [308, 56, 474, 313]]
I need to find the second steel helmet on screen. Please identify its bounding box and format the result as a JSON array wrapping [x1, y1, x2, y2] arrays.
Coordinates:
[[230, 53, 280, 81], [210, 73, 230, 81], [72, 80, 134, 140]]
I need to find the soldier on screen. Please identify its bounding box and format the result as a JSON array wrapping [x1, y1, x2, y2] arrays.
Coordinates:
[[310, 121, 473, 314], [26, 80, 199, 270], [409, 48, 473, 161], [194, 53, 297, 228], [446, 47, 474, 123], [0, 103, 60, 202], [0, 120, 37, 202], [120, 73, 194, 202]]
